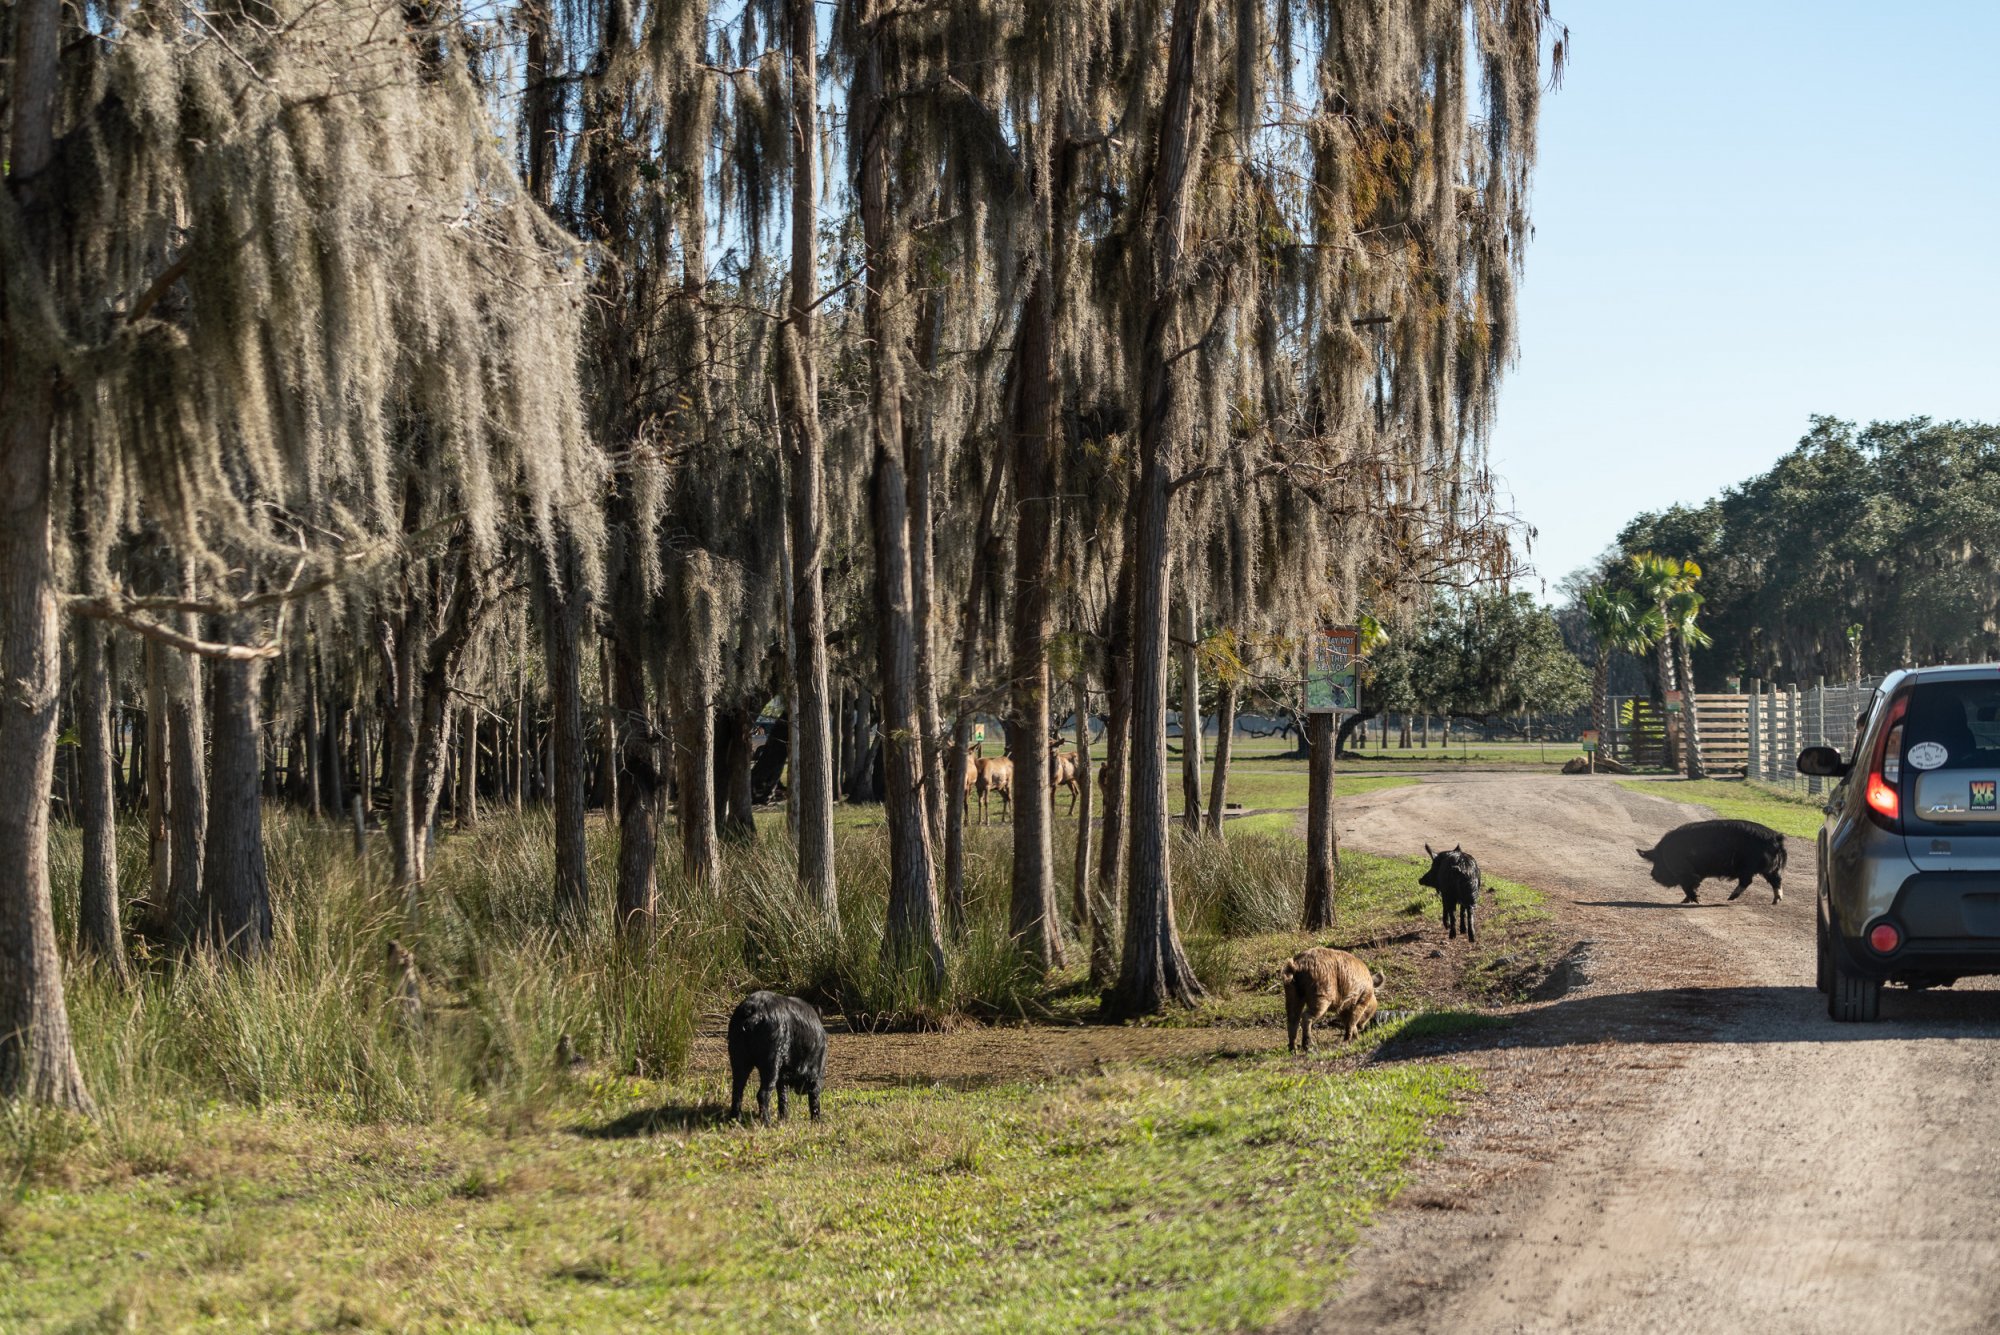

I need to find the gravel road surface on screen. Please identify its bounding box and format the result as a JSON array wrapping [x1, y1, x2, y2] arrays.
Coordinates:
[[1296, 771, 2000, 1335]]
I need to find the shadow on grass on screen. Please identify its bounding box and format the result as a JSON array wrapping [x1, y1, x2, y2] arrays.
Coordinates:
[[1366, 1008, 1511, 1060], [1575, 899, 1737, 911], [573, 1101, 735, 1138]]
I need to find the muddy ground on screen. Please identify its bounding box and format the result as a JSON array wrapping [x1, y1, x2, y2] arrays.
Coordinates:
[[1294, 771, 2000, 1335]]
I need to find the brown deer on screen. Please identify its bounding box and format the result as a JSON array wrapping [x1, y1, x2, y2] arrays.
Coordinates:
[[975, 753, 1014, 824], [1049, 749, 1083, 814]]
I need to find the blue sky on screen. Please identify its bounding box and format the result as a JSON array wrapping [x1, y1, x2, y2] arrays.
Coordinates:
[[1490, 0, 2000, 598]]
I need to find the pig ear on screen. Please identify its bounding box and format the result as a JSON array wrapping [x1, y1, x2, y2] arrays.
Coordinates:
[[1637, 847, 1655, 861], [1453, 844, 1462, 853], [1424, 843, 1435, 858]]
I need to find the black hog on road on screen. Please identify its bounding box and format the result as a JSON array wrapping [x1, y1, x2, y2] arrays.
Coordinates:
[[1637, 819, 1786, 904], [1419, 843, 1485, 942], [727, 990, 827, 1125]]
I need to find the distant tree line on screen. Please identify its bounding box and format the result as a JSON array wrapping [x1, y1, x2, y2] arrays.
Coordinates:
[[1583, 417, 2000, 690], [1364, 592, 1588, 742]]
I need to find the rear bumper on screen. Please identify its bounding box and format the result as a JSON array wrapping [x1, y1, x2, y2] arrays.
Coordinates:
[[1832, 871, 2000, 980]]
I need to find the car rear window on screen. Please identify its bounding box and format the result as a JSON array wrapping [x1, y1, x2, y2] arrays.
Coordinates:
[[1901, 680, 2000, 770]]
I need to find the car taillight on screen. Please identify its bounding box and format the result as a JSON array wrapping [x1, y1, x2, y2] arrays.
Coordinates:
[[1864, 696, 1910, 828], [1866, 772, 1899, 819], [1868, 921, 1902, 954]]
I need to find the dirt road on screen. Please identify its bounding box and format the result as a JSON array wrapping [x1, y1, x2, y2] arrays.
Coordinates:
[[1301, 771, 2000, 1335]]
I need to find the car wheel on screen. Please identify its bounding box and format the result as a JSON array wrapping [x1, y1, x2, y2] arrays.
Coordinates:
[[1829, 957, 1881, 1023], [1815, 896, 1832, 995]]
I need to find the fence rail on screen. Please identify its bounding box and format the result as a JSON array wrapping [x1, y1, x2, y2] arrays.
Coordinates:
[[1607, 677, 1883, 787]]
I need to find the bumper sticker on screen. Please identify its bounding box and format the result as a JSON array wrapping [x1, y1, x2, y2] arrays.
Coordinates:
[[1973, 780, 1996, 812], [1910, 741, 1950, 770]]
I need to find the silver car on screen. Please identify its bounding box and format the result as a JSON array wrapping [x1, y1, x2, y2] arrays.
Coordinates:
[[1798, 665, 2000, 1021]]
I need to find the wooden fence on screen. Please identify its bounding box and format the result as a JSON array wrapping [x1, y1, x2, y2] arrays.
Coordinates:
[[1611, 678, 1883, 783], [1692, 694, 1749, 775], [1609, 697, 1670, 769]]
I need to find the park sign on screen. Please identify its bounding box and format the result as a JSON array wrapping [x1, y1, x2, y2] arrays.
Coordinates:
[[1306, 626, 1361, 715], [1581, 730, 1599, 754]]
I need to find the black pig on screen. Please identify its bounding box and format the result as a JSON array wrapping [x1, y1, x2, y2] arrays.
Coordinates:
[[727, 990, 827, 1125], [1419, 843, 1484, 942], [1637, 819, 1786, 904]]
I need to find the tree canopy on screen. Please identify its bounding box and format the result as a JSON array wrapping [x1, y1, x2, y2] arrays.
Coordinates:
[[1370, 591, 1587, 723], [1611, 417, 2000, 685]]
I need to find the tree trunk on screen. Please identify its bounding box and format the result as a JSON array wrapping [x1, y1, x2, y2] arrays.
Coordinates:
[[540, 549, 590, 921], [303, 656, 322, 820], [0, 41, 92, 1099], [872, 441, 946, 985], [1176, 593, 1204, 835], [843, 690, 876, 801], [1591, 656, 1609, 773], [1303, 712, 1338, 930], [1071, 670, 1094, 932], [1335, 706, 1377, 756], [1004, 227, 1064, 972], [145, 640, 170, 916], [513, 633, 527, 813], [911, 391, 945, 856], [165, 639, 208, 949], [776, 64, 834, 890], [1093, 534, 1135, 990], [598, 638, 618, 822], [674, 682, 721, 885], [941, 427, 1009, 934], [1109, 0, 1207, 1017], [859, 3, 945, 989], [612, 634, 660, 933], [379, 612, 423, 894], [1677, 634, 1707, 779], [719, 704, 757, 841], [1206, 675, 1236, 839], [941, 715, 972, 935], [202, 641, 273, 958], [350, 703, 369, 861], [325, 696, 347, 825], [456, 702, 478, 830], [75, 616, 128, 979]]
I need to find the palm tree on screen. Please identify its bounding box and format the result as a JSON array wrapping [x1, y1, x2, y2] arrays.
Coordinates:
[[1666, 583, 1714, 779], [1628, 554, 1709, 778], [1582, 585, 1663, 768]]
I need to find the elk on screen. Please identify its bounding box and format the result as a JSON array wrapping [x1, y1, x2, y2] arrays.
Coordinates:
[[976, 757, 1013, 824], [969, 740, 1013, 825], [1048, 748, 1083, 814]]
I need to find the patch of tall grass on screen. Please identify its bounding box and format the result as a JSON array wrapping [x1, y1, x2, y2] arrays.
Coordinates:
[[27, 809, 1317, 1158]]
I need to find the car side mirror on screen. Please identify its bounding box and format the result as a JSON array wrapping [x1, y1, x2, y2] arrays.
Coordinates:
[[1797, 745, 1850, 778]]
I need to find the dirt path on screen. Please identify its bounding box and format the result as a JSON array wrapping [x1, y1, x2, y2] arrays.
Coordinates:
[[1299, 771, 2000, 1335]]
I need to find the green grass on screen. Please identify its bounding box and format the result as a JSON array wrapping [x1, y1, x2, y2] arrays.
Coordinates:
[[1336, 743, 1578, 767], [1210, 769, 1415, 813], [1142, 837, 1553, 1030], [10, 785, 1517, 1332], [1, 1057, 1472, 1332], [1616, 778, 1828, 839], [839, 769, 1414, 829]]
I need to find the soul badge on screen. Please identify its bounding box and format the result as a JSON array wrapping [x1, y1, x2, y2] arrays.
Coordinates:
[[1973, 780, 1997, 812]]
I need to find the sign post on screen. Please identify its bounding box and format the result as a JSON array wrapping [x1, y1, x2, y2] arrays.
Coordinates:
[[1302, 626, 1361, 929], [1305, 626, 1360, 715]]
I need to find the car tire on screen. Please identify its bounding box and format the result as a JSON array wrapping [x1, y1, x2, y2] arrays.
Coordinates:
[[1829, 957, 1881, 1023], [1815, 896, 1832, 995]]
